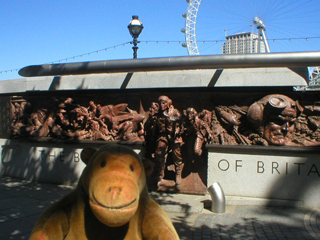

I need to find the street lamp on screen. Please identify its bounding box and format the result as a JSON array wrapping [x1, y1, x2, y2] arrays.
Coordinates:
[[128, 15, 144, 59]]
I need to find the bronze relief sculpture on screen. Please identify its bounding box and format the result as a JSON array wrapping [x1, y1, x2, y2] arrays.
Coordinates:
[[8, 92, 320, 193]]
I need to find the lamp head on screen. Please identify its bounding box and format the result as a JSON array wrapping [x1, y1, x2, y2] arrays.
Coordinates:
[[128, 15, 144, 38]]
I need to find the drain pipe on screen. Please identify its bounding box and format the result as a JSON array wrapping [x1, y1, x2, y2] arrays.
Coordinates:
[[207, 182, 226, 213]]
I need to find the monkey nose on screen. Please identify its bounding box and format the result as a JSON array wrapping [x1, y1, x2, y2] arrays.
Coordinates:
[[109, 186, 122, 193], [108, 187, 122, 204]]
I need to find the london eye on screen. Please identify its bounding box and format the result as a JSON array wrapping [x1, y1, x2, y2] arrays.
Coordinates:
[[182, 0, 320, 55], [181, 0, 320, 82]]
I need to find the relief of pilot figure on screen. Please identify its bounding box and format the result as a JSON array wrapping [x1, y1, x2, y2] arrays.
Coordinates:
[[151, 95, 184, 188], [247, 94, 300, 146]]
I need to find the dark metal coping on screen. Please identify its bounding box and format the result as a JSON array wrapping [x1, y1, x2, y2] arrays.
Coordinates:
[[19, 51, 320, 78]]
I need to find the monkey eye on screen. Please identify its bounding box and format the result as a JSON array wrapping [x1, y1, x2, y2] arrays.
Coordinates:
[[130, 165, 134, 172], [101, 160, 106, 168]]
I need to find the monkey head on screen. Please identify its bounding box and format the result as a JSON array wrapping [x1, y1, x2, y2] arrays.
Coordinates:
[[80, 145, 153, 227]]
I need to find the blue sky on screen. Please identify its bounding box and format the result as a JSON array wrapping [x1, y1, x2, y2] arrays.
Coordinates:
[[1, 0, 320, 80]]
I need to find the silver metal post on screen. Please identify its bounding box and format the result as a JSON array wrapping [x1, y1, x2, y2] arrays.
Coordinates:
[[207, 182, 226, 213]]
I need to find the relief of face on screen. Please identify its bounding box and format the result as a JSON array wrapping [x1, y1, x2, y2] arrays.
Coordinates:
[[263, 116, 295, 145], [187, 108, 197, 121], [159, 98, 170, 111], [149, 102, 159, 115]]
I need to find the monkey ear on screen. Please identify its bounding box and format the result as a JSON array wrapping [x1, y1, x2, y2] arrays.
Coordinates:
[[142, 159, 154, 176], [81, 147, 97, 165]]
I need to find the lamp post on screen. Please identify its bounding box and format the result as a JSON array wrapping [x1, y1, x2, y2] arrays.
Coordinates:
[[128, 15, 144, 59]]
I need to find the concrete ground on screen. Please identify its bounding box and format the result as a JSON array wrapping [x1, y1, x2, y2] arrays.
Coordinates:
[[1, 176, 320, 240]]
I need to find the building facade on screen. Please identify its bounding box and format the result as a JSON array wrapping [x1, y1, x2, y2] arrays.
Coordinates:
[[222, 32, 266, 54]]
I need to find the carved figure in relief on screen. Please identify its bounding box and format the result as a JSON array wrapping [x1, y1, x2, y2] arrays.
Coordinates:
[[144, 102, 160, 178], [308, 115, 320, 141], [144, 102, 160, 147], [10, 97, 146, 142], [183, 108, 213, 156], [213, 105, 250, 145], [296, 101, 320, 145], [9, 94, 320, 148], [11, 101, 29, 131], [247, 94, 299, 146], [151, 96, 183, 188], [10, 101, 33, 136], [86, 119, 112, 141]]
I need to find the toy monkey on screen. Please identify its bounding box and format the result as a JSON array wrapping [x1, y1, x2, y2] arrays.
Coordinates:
[[29, 144, 179, 240]]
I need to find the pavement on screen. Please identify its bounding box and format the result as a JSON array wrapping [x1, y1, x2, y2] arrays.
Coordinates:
[[1, 176, 320, 240]]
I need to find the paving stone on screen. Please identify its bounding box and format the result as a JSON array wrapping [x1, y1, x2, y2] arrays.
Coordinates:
[[0, 196, 38, 210], [2, 177, 320, 240]]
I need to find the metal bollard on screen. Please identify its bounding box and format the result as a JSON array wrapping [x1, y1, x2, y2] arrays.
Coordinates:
[[207, 182, 226, 213]]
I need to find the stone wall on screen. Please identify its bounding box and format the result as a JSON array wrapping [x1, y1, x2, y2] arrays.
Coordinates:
[[0, 68, 319, 201], [207, 145, 320, 208]]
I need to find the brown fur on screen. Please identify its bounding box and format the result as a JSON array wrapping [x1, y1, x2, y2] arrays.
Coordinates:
[[29, 145, 179, 240]]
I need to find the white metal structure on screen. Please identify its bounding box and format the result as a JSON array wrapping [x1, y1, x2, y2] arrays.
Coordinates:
[[253, 17, 271, 53], [182, 1, 271, 55], [181, 0, 320, 84], [181, 0, 320, 56], [310, 67, 320, 85], [182, 0, 201, 56]]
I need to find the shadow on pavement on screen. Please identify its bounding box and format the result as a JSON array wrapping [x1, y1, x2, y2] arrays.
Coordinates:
[[1, 177, 320, 240], [0, 177, 74, 239]]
